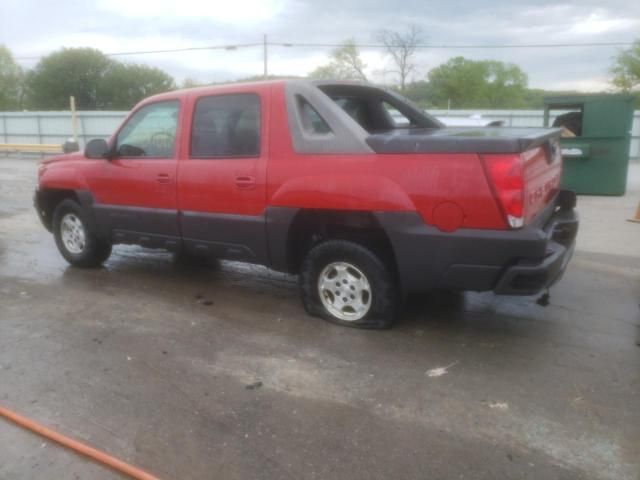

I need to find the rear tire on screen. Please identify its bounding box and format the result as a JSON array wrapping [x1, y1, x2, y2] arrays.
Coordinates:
[[299, 240, 399, 329], [52, 199, 112, 267]]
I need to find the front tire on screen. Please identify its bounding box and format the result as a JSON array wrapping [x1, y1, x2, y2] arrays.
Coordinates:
[[299, 240, 399, 329], [52, 199, 112, 267]]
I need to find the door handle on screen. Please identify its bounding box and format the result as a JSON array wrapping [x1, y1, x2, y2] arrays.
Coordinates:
[[235, 175, 256, 190], [156, 173, 172, 184]]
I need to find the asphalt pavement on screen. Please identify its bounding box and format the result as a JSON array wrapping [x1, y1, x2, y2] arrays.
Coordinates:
[[1, 157, 639, 480]]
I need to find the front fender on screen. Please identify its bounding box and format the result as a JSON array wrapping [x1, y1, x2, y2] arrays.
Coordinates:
[[39, 164, 90, 191]]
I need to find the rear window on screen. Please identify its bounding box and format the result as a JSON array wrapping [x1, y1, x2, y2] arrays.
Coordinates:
[[328, 95, 416, 132], [384, 102, 411, 127], [191, 93, 260, 157]]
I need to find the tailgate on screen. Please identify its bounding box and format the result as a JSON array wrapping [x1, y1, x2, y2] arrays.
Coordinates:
[[522, 136, 562, 224]]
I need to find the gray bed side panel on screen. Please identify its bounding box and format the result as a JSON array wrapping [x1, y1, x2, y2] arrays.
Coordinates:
[[283, 81, 374, 154]]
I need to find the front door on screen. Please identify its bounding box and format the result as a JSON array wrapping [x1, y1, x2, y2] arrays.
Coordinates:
[[177, 90, 269, 263], [88, 99, 182, 249]]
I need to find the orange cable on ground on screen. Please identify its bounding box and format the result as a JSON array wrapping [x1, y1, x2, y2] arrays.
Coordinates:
[[0, 404, 159, 480]]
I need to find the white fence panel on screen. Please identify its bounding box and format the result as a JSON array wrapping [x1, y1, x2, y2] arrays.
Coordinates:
[[1, 109, 639, 160], [0, 111, 127, 149]]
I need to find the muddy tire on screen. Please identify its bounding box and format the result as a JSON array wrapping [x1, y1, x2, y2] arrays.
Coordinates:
[[52, 199, 112, 267], [299, 240, 399, 329]]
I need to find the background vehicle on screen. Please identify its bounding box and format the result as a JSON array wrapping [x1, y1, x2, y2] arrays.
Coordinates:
[[436, 114, 505, 127], [35, 80, 578, 328]]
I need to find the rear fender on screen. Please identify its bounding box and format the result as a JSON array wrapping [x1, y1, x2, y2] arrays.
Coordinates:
[[269, 175, 415, 211]]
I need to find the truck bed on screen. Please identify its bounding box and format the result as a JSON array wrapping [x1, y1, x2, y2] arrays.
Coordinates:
[[366, 127, 561, 154]]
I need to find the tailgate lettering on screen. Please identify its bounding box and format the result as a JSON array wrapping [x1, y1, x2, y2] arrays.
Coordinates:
[[528, 173, 560, 205]]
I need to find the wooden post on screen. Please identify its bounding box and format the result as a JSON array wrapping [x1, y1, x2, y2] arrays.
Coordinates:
[[70, 96, 78, 142], [628, 201, 640, 223], [263, 34, 268, 79]]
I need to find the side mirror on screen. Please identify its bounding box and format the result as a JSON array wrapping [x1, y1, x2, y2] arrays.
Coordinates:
[[62, 138, 80, 154], [84, 138, 111, 159]]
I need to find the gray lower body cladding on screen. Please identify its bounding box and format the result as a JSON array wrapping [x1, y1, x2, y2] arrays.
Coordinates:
[[35, 189, 578, 296], [376, 191, 578, 295]]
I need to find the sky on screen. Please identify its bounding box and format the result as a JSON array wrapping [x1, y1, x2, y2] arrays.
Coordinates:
[[1, 0, 639, 91]]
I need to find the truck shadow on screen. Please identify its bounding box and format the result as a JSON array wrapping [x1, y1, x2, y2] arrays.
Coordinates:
[[398, 289, 554, 339], [56, 244, 560, 344]]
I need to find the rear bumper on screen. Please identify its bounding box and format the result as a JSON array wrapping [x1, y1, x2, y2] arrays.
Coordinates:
[[493, 205, 577, 295], [375, 190, 579, 295]]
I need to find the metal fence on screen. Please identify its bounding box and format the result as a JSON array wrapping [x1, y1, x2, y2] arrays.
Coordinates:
[[0, 111, 125, 150], [1, 109, 639, 160]]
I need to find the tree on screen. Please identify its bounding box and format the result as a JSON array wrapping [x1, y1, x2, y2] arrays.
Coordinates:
[[426, 57, 487, 108], [611, 39, 640, 92], [426, 57, 528, 109], [0, 45, 23, 110], [520, 88, 547, 110], [25, 47, 175, 110], [397, 80, 433, 107], [100, 63, 175, 109], [308, 39, 367, 81], [483, 61, 528, 108], [181, 77, 206, 89], [25, 48, 114, 110], [376, 25, 423, 91]]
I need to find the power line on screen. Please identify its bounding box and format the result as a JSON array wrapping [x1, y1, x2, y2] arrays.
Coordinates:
[[109, 43, 263, 56], [14, 43, 263, 60], [13, 40, 634, 61], [272, 41, 635, 49]]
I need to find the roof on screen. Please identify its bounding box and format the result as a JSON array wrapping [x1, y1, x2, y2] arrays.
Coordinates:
[[140, 79, 290, 104], [140, 79, 400, 105]]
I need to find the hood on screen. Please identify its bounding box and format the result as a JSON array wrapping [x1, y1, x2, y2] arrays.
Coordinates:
[[40, 151, 85, 166]]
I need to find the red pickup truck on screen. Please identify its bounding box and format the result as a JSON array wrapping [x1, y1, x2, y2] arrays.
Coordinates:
[[35, 80, 578, 328]]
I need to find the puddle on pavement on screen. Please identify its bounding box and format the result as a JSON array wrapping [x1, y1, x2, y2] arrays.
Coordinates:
[[0, 209, 298, 304]]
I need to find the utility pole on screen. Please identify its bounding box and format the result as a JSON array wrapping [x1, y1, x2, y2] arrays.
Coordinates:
[[263, 34, 268, 79]]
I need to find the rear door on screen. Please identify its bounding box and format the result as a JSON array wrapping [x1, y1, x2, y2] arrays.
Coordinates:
[[89, 99, 182, 249], [177, 88, 269, 263]]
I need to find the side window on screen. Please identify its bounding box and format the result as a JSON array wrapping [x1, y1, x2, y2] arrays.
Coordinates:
[[298, 97, 331, 134], [384, 102, 411, 127], [190, 93, 260, 157], [116, 101, 179, 158]]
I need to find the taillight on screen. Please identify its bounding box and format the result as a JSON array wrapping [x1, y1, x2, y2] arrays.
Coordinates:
[[481, 154, 524, 229]]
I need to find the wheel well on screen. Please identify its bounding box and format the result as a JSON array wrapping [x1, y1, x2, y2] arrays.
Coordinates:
[[287, 209, 398, 276], [37, 189, 80, 230]]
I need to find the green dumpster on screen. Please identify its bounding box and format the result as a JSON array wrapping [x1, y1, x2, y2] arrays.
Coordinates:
[[543, 94, 635, 195]]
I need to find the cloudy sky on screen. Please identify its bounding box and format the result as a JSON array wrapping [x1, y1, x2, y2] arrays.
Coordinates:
[[1, 0, 639, 90]]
